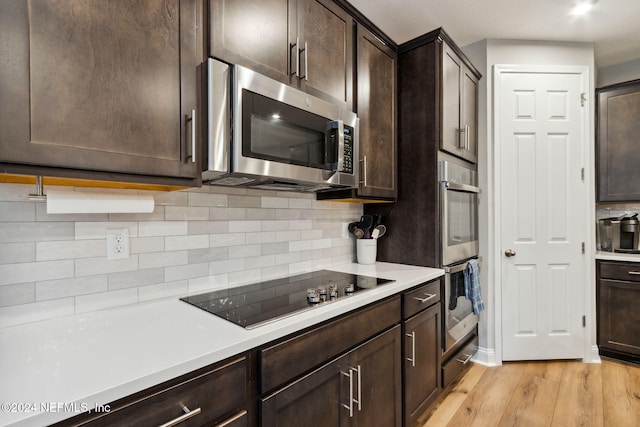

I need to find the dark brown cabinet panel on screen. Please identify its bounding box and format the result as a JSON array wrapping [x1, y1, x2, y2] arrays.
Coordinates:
[[261, 326, 402, 427], [0, 0, 201, 185], [597, 260, 640, 362], [210, 0, 353, 109], [54, 356, 249, 427], [441, 41, 479, 164], [597, 80, 640, 202], [402, 281, 441, 427], [356, 25, 397, 199]]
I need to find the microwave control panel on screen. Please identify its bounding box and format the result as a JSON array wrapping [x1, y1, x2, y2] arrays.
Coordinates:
[[342, 125, 354, 174]]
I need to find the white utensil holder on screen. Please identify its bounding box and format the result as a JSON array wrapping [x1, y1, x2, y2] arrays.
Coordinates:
[[356, 239, 377, 264]]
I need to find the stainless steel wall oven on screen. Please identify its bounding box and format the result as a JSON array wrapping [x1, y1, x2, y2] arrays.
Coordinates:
[[443, 259, 480, 356]]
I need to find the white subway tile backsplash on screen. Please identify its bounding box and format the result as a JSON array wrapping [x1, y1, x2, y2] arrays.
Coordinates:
[[165, 234, 209, 251], [188, 274, 228, 294], [75, 255, 139, 277], [0, 243, 35, 265], [130, 236, 165, 254], [139, 251, 188, 270], [229, 220, 261, 233], [139, 280, 188, 302], [0, 298, 75, 328], [108, 268, 164, 290], [36, 275, 108, 300], [165, 262, 209, 282], [188, 192, 228, 207], [0, 222, 75, 243], [139, 221, 187, 237], [165, 206, 210, 221], [75, 222, 138, 240], [210, 233, 246, 247], [0, 202, 36, 222], [36, 239, 105, 261], [0, 260, 75, 286], [0, 183, 359, 327], [75, 288, 138, 314], [0, 283, 35, 307]]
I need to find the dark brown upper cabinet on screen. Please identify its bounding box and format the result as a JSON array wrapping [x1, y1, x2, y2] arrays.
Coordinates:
[[0, 0, 202, 186], [441, 40, 479, 164], [210, 0, 354, 110], [355, 25, 398, 200], [597, 80, 640, 202]]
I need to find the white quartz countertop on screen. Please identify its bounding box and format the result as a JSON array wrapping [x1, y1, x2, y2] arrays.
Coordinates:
[[0, 262, 443, 427], [595, 251, 640, 262]]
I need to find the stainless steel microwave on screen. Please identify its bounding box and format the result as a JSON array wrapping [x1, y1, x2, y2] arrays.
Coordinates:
[[202, 58, 359, 191]]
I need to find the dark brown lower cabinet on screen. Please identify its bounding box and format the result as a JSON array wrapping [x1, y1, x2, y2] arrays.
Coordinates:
[[401, 279, 441, 427], [261, 326, 402, 427], [597, 260, 640, 363], [52, 356, 249, 427], [403, 304, 441, 427]]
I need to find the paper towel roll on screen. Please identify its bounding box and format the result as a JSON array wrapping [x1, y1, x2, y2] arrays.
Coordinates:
[[46, 189, 155, 214]]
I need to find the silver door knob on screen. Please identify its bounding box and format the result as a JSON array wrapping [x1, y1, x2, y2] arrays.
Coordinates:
[[505, 249, 516, 257]]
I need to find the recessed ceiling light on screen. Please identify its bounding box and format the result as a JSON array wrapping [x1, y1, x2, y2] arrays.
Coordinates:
[[570, 0, 597, 15]]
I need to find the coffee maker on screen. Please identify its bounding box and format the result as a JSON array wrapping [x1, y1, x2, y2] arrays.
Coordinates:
[[619, 214, 640, 252]]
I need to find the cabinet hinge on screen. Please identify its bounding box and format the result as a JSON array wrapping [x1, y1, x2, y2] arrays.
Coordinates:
[[582, 315, 586, 327], [581, 242, 585, 254], [580, 93, 586, 107]]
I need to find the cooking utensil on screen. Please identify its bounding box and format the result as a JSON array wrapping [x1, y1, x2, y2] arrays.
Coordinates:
[[360, 215, 374, 238], [348, 222, 365, 239], [374, 224, 386, 238], [371, 228, 380, 239]]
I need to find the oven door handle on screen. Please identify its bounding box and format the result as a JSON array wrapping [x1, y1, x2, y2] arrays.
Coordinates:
[[445, 262, 470, 274], [443, 181, 481, 193]]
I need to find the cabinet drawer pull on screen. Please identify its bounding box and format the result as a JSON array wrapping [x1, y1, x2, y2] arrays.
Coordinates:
[[414, 293, 436, 304], [406, 331, 416, 367], [354, 365, 362, 412], [300, 41, 308, 81], [158, 405, 201, 427], [341, 369, 354, 417], [359, 156, 368, 186], [290, 37, 300, 78], [216, 410, 247, 427], [628, 271, 640, 275], [456, 353, 473, 365], [190, 109, 196, 163]]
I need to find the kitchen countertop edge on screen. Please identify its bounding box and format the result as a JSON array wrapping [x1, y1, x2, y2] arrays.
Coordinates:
[[0, 261, 443, 427]]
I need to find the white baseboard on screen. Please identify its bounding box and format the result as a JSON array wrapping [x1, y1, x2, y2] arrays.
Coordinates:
[[584, 345, 601, 364], [471, 346, 500, 366]]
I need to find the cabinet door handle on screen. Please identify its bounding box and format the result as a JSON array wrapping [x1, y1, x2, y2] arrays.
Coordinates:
[[456, 353, 473, 365], [341, 369, 354, 417], [216, 410, 247, 427], [354, 365, 362, 412], [158, 405, 201, 427], [300, 41, 308, 81], [465, 124, 470, 150], [406, 331, 416, 367], [414, 293, 436, 304], [457, 127, 466, 149], [628, 271, 640, 275], [360, 156, 368, 186], [186, 110, 196, 163], [290, 37, 300, 78]]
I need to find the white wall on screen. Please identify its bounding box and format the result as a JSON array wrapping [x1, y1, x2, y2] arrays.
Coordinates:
[[597, 58, 640, 88], [462, 39, 597, 365]]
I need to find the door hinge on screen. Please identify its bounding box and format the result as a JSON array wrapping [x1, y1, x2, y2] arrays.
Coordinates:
[[581, 242, 585, 254], [582, 315, 586, 327], [581, 167, 585, 181], [580, 93, 586, 107]]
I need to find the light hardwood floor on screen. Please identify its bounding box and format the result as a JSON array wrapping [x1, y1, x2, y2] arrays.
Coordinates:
[[420, 359, 640, 427]]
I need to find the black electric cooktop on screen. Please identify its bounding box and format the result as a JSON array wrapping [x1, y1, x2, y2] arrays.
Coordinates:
[[180, 269, 394, 329]]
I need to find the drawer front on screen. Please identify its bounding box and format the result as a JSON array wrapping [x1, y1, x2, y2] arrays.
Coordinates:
[[403, 279, 441, 319], [64, 357, 247, 427], [259, 296, 401, 393], [599, 261, 640, 282], [441, 334, 477, 389]]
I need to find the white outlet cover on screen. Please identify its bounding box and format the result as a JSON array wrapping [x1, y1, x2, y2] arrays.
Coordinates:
[[106, 228, 130, 260]]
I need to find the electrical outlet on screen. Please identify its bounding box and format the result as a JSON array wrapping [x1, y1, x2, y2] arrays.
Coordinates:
[[106, 228, 130, 260]]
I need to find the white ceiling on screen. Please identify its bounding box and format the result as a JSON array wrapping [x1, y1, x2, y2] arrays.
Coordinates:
[[348, 0, 640, 68]]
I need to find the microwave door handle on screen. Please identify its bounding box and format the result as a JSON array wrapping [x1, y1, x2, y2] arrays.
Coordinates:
[[337, 120, 344, 171]]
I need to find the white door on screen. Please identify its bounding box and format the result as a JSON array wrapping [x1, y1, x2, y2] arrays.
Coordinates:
[[497, 68, 587, 361]]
